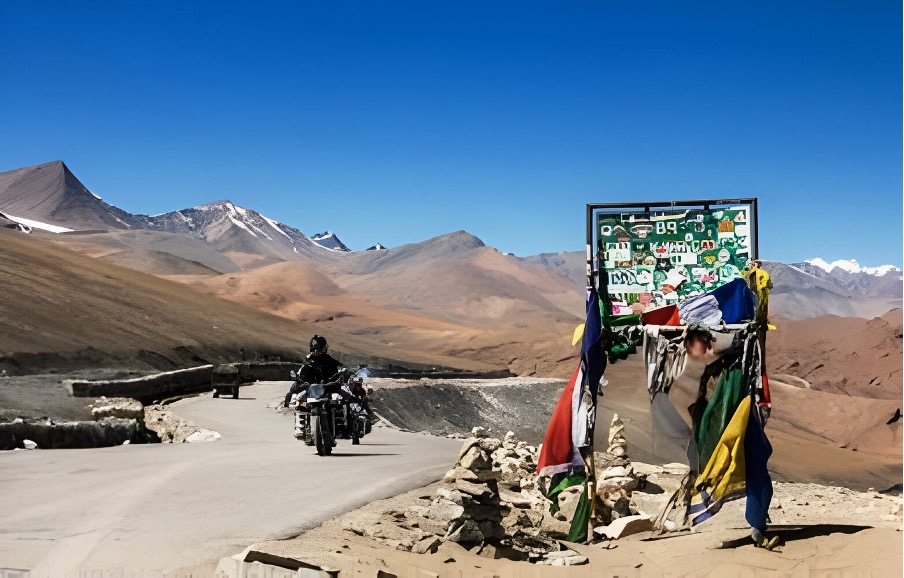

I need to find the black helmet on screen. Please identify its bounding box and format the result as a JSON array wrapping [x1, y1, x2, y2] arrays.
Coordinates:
[[309, 334, 328, 355]]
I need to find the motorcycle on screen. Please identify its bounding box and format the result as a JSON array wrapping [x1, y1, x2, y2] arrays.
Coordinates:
[[289, 367, 371, 456], [338, 383, 372, 443], [349, 397, 372, 438]]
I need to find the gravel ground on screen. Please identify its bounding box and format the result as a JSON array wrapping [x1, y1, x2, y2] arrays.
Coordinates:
[[250, 457, 903, 576]]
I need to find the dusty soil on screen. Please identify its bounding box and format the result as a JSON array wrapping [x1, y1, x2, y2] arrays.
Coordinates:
[[250, 461, 903, 576]]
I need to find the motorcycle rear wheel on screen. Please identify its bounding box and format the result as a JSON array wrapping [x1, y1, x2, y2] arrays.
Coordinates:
[[351, 416, 361, 445]]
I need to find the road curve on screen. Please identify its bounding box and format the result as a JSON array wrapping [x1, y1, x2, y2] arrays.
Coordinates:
[[0, 381, 463, 576]]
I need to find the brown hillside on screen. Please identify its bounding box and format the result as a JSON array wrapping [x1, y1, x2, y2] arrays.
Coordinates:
[[0, 229, 350, 373], [52, 229, 243, 273], [0, 229, 512, 376], [767, 311, 903, 399], [186, 232, 584, 376], [102, 249, 223, 276]]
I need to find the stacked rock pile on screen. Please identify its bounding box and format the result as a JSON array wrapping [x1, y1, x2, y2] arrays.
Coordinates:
[[593, 414, 638, 520], [547, 413, 664, 541], [381, 419, 688, 563], [393, 427, 563, 559], [347, 414, 903, 566]]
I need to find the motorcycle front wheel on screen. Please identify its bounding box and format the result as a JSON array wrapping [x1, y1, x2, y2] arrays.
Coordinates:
[[313, 414, 333, 456], [313, 415, 325, 456], [323, 415, 333, 455]]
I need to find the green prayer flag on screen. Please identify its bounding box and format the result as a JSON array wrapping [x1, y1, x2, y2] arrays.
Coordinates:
[[547, 474, 585, 514], [566, 481, 591, 542]]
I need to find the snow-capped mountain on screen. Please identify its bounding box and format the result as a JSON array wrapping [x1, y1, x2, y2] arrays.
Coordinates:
[[804, 258, 901, 277], [0, 161, 355, 260], [140, 200, 310, 253], [310, 231, 351, 252], [790, 258, 902, 302], [367, 242, 387, 251]]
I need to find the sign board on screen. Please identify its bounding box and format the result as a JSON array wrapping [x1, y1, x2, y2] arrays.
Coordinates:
[[587, 199, 758, 308]]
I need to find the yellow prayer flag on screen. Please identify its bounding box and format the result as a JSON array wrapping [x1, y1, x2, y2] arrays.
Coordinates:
[[572, 323, 585, 346]]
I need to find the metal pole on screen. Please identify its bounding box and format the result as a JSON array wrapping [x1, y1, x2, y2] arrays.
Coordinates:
[[585, 204, 595, 288]]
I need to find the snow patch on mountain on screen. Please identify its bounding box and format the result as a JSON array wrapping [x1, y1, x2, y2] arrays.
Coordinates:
[[261, 215, 293, 241], [367, 243, 387, 251], [3, 213, 74, 233], [805, 258, 901, 277], [228, 215, 256, 237], [786, 263, 823, 279]]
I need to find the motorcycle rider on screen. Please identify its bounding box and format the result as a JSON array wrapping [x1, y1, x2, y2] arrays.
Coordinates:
[[283, 335, 341, 407], [347, 374, 373, 418], [335, 373, 372, 439]]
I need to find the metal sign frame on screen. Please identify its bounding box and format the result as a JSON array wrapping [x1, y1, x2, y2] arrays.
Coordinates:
[[585, 199, 759, 302]]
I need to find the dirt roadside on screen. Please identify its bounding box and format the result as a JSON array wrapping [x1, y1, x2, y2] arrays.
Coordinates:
[[245, 459, 903, 576]]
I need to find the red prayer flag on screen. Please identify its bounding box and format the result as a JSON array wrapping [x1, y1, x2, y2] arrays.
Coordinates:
[[536, 364, 586, 477]]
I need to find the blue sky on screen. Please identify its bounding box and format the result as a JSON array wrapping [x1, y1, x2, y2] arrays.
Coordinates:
[[1, 1, 901, 265]]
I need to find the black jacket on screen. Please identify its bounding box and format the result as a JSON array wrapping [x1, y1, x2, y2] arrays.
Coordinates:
[[297, 352, 341, 384]]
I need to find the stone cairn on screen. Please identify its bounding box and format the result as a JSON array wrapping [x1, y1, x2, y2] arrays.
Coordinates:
[[590, 413, 659, 539], [390, 421, 652, 564], [391, 427, 570, 562], [594, 413, 640, 517], [383, 418, 679, 564]]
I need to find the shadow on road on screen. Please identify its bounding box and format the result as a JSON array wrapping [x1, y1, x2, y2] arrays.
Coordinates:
[[324, 452, 401, 457]]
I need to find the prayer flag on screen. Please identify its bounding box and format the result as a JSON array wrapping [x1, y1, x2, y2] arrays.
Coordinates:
[[536, 288, 607, 477], [643, 304, 682, 326], [744, 401, 773, 533], [582, 286, 605, 407], [535, 364, 586, 477], [710, 278, 757, 324], [689, 396, 752, 525]]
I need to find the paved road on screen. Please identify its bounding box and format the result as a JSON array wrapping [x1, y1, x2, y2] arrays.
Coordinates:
[[0, 381, 462, 577]]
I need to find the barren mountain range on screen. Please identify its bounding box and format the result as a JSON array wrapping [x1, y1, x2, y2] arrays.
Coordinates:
[[1, 159, 901, 495], [0, 159, 899, 386]]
